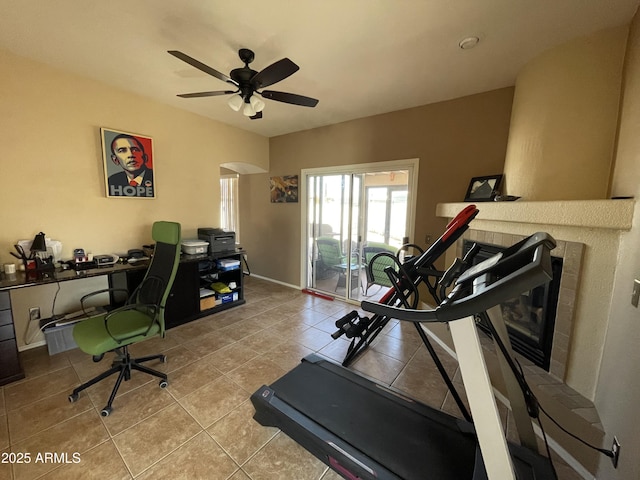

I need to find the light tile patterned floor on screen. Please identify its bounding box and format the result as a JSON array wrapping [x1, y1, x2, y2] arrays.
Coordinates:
[[0, 276, 582, 479]]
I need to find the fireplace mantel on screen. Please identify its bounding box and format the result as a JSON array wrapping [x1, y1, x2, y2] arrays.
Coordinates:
[[437, 199, 634, 230]]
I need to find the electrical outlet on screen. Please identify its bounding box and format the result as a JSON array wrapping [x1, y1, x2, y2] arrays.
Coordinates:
[[611, 436, 621, 468], [29, 307, 41, 321]]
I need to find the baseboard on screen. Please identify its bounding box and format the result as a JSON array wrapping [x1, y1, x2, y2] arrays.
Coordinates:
[[18, 340, 46, 352], [248, 274, 301, 291]]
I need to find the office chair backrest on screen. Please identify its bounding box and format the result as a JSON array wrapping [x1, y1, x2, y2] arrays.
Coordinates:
[[135, 221, 181, 337]]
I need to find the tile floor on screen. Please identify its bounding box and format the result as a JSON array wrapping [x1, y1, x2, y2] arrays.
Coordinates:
[[0, 276, 582, 480]]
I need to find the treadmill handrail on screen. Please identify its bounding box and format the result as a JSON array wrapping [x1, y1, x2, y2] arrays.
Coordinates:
[[361, 232, 556, 324]]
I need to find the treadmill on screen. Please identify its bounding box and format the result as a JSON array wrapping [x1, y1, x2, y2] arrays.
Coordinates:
[[252, 232, 558, 479]]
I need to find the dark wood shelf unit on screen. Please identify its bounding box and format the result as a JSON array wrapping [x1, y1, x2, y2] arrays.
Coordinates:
[[115, 249, 246, 331], [165, 250, 246, 329]]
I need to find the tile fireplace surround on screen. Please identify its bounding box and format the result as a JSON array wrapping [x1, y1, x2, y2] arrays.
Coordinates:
[[457, 229, 582, 380], [436, 199, 635, 399]]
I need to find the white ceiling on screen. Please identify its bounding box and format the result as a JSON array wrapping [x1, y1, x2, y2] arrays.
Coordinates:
[[1, 0, 638, 138]]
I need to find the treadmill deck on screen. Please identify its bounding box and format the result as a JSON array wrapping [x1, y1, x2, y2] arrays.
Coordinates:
[[252, 354, 478, 479]]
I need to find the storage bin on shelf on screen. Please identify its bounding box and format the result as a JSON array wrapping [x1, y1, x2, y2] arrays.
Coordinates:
[[182, 240, 209, 255]]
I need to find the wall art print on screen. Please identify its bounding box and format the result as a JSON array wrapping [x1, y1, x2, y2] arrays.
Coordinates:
[[270, 175, 298, 203], [101, 127, 155, 198]]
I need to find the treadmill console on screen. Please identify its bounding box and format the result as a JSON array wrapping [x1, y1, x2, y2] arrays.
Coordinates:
[[361, 232, 556, 323]]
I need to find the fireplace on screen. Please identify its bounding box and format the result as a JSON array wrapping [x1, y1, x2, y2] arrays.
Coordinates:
[[463, 240, 563, 371]]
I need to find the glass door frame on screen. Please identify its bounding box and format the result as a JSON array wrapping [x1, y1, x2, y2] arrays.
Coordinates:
[[300, 158, 419, 298]]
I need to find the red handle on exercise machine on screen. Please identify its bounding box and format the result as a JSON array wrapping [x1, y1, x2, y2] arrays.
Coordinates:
[[441, 204, 479, 242]]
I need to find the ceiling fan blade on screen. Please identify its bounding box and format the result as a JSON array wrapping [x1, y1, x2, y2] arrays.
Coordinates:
[[249, 111, 263, 120], [260, 90, 319, 107], [168, 50, 238, 86], [251, 58, 299, 89], [177, 90, 236, 98]]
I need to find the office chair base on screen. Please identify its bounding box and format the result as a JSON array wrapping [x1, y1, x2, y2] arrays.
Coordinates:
[[69, 346, 168, 416]]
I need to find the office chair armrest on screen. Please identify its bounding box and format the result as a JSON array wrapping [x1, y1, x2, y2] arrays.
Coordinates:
[[80, 288, 129, 314], [103, 303, 160, 344]]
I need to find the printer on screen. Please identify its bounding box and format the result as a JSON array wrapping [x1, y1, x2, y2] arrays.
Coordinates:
[[198, 228, 236, 254]]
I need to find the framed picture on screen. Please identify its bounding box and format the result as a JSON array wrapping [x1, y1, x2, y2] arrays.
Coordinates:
[[464, 174, 503, 202], [270, 175, 299, 203], [101, 128, 155, 198]]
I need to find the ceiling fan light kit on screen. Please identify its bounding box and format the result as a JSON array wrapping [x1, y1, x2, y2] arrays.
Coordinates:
[[242, 102, 255, 117], [227, 94, 244, 111], [169, 48, 318, 120], [250, 95, 265, 113]]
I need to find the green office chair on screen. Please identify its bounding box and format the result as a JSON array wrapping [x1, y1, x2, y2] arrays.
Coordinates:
[[68, 221, 181, 417]]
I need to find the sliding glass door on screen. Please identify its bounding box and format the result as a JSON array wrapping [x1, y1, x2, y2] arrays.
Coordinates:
[[306, 173, 363, 298], [365, 186, 407, 246], [302, 160, 418, 302]]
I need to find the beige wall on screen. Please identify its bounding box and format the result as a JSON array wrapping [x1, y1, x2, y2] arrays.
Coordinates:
[[503, 26, 627, 200], [240, 88, 514, 285], [595, 8, 640, 480], [0, 48, 268, 266]]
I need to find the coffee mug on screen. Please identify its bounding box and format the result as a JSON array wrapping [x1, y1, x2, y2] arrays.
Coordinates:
[[3, 263, 16, 274]]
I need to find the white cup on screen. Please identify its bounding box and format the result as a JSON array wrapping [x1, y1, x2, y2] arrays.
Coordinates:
[[3, 263, 16, 274]]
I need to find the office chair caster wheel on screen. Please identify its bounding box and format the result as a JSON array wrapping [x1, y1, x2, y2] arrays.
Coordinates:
[[68, 393, 79, 403], [160, 355, 167, 363], [159, 379, 168, 388], [100, 407, 112, 417]]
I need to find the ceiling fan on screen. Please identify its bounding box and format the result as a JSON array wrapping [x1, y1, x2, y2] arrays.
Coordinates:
[[168, 48, 319, 120]]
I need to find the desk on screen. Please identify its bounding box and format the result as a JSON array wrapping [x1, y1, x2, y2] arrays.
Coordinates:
[[0, 262, 146, 386], [0, 262, 147, 292], [0, 249, 246, 385]]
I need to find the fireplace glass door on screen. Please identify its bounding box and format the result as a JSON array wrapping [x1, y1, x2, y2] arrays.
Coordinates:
[[464, 240, 563, 370]]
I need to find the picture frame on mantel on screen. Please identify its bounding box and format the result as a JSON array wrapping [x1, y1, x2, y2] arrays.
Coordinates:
[[464, 174, 503, 202], [101, 127, 155, 199]]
